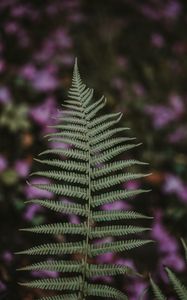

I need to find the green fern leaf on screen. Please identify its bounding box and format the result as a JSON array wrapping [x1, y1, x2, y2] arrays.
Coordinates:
[[92, 210, 152, 222], [18, 260, 82, 273], [90, 112, 122, 128], [92, 173, 150, 191], [39, 294, 78, 300], [92, 159, 148, 178], [31, 170, 88, 185], [91, 143, 142, 164], [150, 277, 166, 300], [165, 268, 187, 300], [90, 225, 150, 238], [19, 276, 81, 290], [39, 148, 88, 161], [92, 189, 150, 207], [87, 283, 128, 300], [90, 240, 152, 256], [26, 200, 87, 216], [17, 59, 151, 299], [31, 183, 88, 199], [89, 264, 137, 277], [20, 223, 87, 236], [92, 137, 136, 153], [35, 158, 87, 173], [16, 241, 85, 255]]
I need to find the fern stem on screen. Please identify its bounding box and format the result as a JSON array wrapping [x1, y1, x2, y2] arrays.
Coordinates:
[[74, 61, 91, 300]]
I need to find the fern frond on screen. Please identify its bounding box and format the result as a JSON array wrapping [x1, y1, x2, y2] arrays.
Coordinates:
[[62, 110, 84, 119], [50, 124, 86, 133], [92, 210, 152, 222], [87, 283, 128, 300], [18, 260, 82, 273], [34, 158, 87, 173], [18, 59, 151, 299], [92, 160, 149, 178], [92, 137, 136, 153], [90, 113, 123, 137], [16, 242, 85, 255], [165, 268, 187, 300], [92, 173, 150, 191], [19, 276, 81, 290], [39, 149, 88, 161], [89, 264, 136, 276], [90, 225, 150, 238], [31, 183, 88, 199], [150, 277, 166, 300], [91, 143, 142, 164], [91, 240, 152, 256], [45, 131, 87, 142], [26, 200, 87, 216], [87, 97, 106, 120], [85, 96, 105, 115], [59, 116, 86, 126], [31, 171, 88, 185], [47, 138, 88, 151], [39, 294, 78, 300], [92, 189, 150, 207], [20, 223, 86, 236], [90, 112, 122, 128], [91, 127, 130, 146]]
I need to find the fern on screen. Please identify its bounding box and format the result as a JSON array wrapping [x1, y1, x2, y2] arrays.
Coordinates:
[[150, 239, 187, 300], [17, 59, 152, 300]]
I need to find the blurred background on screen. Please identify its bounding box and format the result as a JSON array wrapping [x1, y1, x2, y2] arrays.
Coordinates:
[[0, 0, 187, 299]]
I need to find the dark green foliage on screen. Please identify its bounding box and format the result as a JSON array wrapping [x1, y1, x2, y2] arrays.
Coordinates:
[[17, 59, 152, 299]]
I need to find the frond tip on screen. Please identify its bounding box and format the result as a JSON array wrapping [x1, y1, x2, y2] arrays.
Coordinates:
[[17, 59, 152, 299]]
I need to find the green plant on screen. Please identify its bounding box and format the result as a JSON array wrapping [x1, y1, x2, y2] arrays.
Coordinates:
[[150, 239, 187, 300], [17, 59, 152, 300]]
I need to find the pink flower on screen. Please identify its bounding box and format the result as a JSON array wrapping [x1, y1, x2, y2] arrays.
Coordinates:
[[0, 86, 11, 103], [14, 160, 30, 178], [30, 97, 58, 127], [0, 155, 7, 172], [151, 33, 165, 48], [23, 204, 43, 221], [163, 174, 187, 203], [25, 178, 53, 199]]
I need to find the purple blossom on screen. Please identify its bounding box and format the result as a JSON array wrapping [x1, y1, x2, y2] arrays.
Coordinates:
[[162, 0, 182, 19], [0, 155, 7, 172], [96, 252, 114, 264], [31, 270, 59, 278], [0, 60, 6, 73], [25, 178, 53, 199], [144, 94, 184, 129], [132, 82, 146, 97], [102, 200, 130, 211], [163, 174, 187, 203], [127, 279, 148, 300], [23, 204, 43, 221], [30, 97, 58, 127], [0, 281, 6, 292], [31, 67, 59, 92], [69, 214, 80, 224], [14, 160, 30, 178], [151, 33, 165, 48], [124, 180, 141, 190], [167, 126, 187, 143], [0, 86, 11, 103], [2, 250, 13, 264]]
